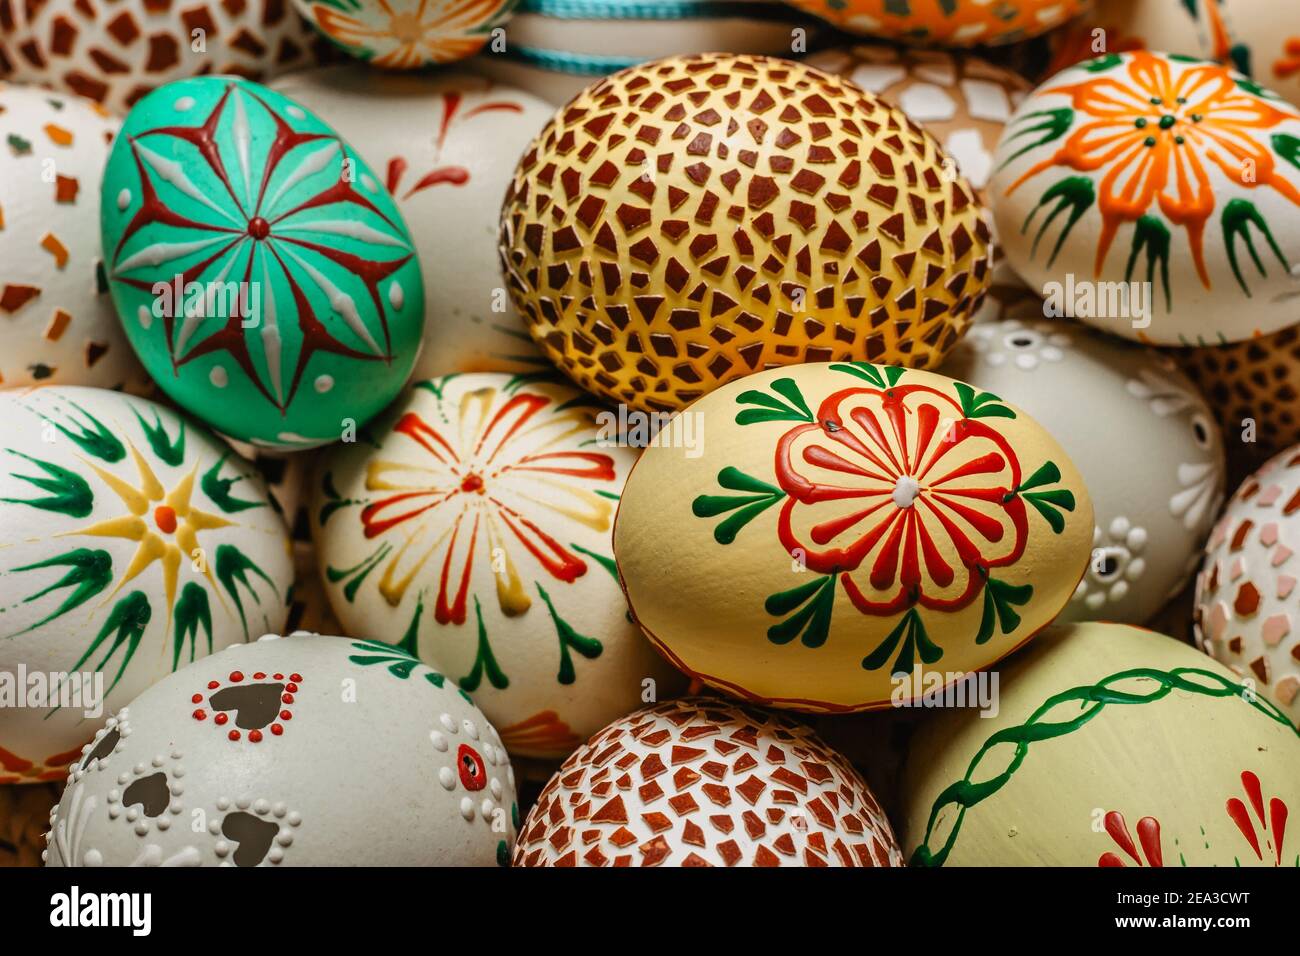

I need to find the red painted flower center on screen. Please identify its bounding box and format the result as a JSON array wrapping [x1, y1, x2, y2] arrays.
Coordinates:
[[460, 473, 485, 494], [457, 744, 487, 791], [154, 505, 178, 534], [247, 217, 270, 240]]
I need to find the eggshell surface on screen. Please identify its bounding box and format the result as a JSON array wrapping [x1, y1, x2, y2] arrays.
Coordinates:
[[99, 75, 425, 450], [311, 373, 680, 758], [943, 317, 1226, 624], [991, 51, 1300, 346], [44, 632, 517, 865], [270, 66, 554, 377], [784, 0, 1086, 46], [0, 84, 144, 390], [1194, 446, 1300, 723], [291, 0, 518, 68], [513, 697, 904, 867], [614, 362, 1094, 712], [0, 386, 291, 784], [0, 0, 328, 115], [902, 622, 1300, 866], [500, 53, 993, 413]]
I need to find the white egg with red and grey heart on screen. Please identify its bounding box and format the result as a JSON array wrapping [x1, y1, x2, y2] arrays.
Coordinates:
[[991, 50, 1300, 346], [310, 372, 684, 760], [0, 386, 292, 785], [0, 84, 147, 391], [44, 632, 517, 866], [943, 316, 1226, 625], [270, 66, 555, 378]]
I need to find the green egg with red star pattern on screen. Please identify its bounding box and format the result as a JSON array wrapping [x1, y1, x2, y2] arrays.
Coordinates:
[[100, 75, 425, 450]]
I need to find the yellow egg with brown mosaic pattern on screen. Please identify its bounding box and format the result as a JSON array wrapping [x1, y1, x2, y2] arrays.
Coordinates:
[[499, 53, 993, 413]]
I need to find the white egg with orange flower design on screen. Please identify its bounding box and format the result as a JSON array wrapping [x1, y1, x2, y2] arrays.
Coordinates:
[[310, 373, 681, 758], [992, 50, 1300, 346]]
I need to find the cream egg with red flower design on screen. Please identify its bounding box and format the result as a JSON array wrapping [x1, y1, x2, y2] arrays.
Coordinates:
[[615, 362, 1094, 713], [992, 50, 1300, 346], [310, 373, 681, 758]]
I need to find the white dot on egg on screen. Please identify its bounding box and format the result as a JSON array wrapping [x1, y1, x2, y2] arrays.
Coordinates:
[[209, 365, 228, 388], [438, 767, 456, 790], [285, 105, 305, 120], [388, 280, 404, 310], [361, 174, 377, 193], [117, 188, 131, 211], [1014, 353, 1037, 370], [459, 797, 475, 821], [439, 713, 457, 733], [429, 730, 448, 752], [136, 305, 153, 330], [462, 719, 479, 741], [174, 96, 196, 112], [481, 798, 495, 818], [314, 374, 334, 394]]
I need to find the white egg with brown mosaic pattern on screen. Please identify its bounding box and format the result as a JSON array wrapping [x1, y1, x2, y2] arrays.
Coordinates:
[[1195, 446, 1300, 722], [513, 697, 904, 867]]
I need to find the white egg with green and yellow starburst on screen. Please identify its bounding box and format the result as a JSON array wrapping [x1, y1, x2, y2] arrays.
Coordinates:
[[0, 386, 292, 784]]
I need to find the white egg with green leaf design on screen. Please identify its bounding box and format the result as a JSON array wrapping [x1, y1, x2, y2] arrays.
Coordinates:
[[0, 386, 291, 784]]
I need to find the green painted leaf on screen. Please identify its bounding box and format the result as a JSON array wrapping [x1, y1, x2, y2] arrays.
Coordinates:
[[954, 381, 1015, 420], [1274, 133, 1300, 174], [326, 541, 391, 603], [571, 543, 619, 581], [735, 377, 814, 425], [201, 453, 263, 514], [1000, 107, 1074, 169], [459, 595, 509, 692], [215, 544, 278, 639], [1125, 214, 1172, 312], [692, 466, 785, 544], [765, 574, 836, 648], [172, 582, 212, 669], [51, 401, 125, 463], [538, 582, 602, 685], [829, 362, 906, 389], [1018, 461, 1062, 492], [1083, 53, 1123, 73], [2, 450, 94, 517], [67, 590, 152, 698], [1023, 175, 1095, 268], [861, 607, 942, 674], [133, 407, 185, 467], [976, 577, 1034, 645], [10, 547, 112, 635], [1222, 198, 1290, 297]]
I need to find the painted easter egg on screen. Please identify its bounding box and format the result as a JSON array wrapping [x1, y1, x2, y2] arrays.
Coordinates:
[[469, 0, 820, 106], [0, 84, 145, 390], [1198, 0, 1300, 110], [806, 45, 1031, 202], [614, 362, 1094, 712], [43, 632, 517, 866], [943, 317, 1226, 624], [1047, 0, 1203, 77], [1172, 326, 1300, 484], [0, 0, 330, 115], [291, 0, 518, 68], [783, 0, 1086, 47], [0, 386, 292, 785], [500, 53, 993, 414], [902, 622, 1300, 866], [310, 373, 682, 758], [513, 697, 904, 867], [270, 67, 553, 378], [991, 51, 1300, 347], [1194, 446, 1300, 723], [100, 75, 425, 450]]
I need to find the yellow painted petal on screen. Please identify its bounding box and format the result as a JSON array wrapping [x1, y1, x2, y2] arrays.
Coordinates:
[[82, 460, 150, 515], [161, 546, 181, 636], [185, 508, 234, 532], [166, 465, 197, 516], [73, 514, 146, 542], [129, 442, 164, 503], [106, 533, 166, 599]]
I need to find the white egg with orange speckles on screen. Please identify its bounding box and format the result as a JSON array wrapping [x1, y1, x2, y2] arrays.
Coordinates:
[[44, 633, 517, 866], [0, 84, 145, 390]]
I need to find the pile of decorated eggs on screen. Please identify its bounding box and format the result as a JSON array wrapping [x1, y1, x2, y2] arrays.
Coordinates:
[[3, 0, 1300, 873]]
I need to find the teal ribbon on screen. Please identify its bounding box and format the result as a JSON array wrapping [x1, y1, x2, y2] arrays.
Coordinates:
[[518, 0, 808, 22]]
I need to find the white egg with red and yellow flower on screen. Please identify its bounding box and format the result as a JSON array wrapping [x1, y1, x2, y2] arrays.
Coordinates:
[[44, 632, 516, 866], [0, 386, 291, 784], [992, 50, 1300, 346], [614, 362, 1094, 713], [310, 373, 681, 759], [901, 622, 1300, 866]]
